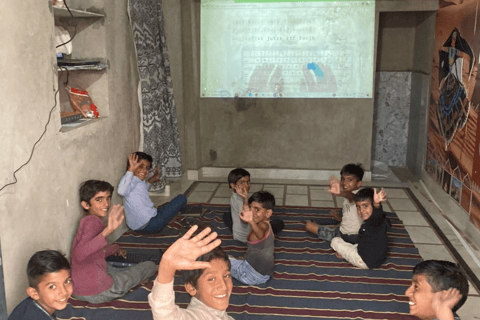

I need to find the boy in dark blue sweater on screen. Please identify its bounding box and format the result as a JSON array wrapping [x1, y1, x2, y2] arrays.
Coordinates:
[[331, 187, 388, 269]]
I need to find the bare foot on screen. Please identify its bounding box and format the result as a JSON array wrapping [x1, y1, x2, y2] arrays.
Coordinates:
[[305, 220, 319, 235]]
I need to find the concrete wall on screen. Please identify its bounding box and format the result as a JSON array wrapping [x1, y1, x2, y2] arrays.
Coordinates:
[[174, 0, 439, 173], [0, 0, 141, 313]]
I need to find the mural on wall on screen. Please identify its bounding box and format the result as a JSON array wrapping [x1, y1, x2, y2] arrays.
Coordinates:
[[426, 0, 480, 230]]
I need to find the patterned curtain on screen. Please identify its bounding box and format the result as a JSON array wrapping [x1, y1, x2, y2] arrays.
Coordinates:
[[128, 0, 182, 192]]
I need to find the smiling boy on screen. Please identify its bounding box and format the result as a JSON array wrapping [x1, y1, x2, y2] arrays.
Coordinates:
[[405, 260, 468, 320], [8, 250, 72, 320], [306, 163, 364, 243], [70, 180, 156, 304], [229, 191, 275, 285], [331, 187, 388, 269], [149, 225, 234, 319], [118, 152, 187, 233]]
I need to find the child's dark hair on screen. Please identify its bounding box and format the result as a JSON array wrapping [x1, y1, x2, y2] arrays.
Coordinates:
[[27, 250, 70, 288], [248, 190, 275, 210], [354, 187, 373, 204], [79, 180, 114, 206], [228, 168, 250, 188], [413, 260, 469, 312], [182, 247, 231, 288], [126, 151, 153, 170], [340, 163, 364, 181]]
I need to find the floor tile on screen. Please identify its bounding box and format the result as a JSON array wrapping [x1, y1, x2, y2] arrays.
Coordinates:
[[286, 185, 308, 194], [310, 185, 328, 190], [187, 191, 213, 203], [250, 184, 263, 193], [394, 211, 430, 226], [415, 244, 455, 262], [214, 187, 232, 198], [275, 198, 284, 206], [383, 188, 409, 199], [210, 197, 231, 205], [310, 189, 333, 201], [311, 200, 335, 208], [263, 187, 284, 200], [388, 198, 418, 211], [404, 226, 443, 244], [285, 194, 308, 206], [194, 182, 219, 192], [468, 281, 480, 295], [456, 295, 480, 320]]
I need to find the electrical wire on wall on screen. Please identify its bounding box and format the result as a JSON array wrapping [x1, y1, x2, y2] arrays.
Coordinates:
[[0, 1, 75, 193]]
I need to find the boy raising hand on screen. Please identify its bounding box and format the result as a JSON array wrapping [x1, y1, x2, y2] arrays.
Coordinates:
[[149, 226, 235, 320], [229, 191, 276, 285]]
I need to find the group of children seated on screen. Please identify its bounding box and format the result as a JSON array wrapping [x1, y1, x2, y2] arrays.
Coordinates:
[[8, 156, 470, 320]]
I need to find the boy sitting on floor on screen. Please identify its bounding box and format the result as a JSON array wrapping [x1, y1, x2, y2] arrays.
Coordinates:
[[405, 260, 469, 320], [118, 152, 187, 233], [224, 168, 284, 243], [229, 191, 276, 285], [331, 187, 389, 269], [71, 180, 157, 304], [149, 225, 234, 320], [8, 250, 72, 320], [305, 163, 364, 243]]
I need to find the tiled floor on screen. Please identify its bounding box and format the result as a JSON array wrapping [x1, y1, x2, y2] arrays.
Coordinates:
[[152, 176, 480, 320]]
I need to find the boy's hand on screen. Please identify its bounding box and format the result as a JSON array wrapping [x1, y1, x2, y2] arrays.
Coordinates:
[[234, 185, 248, 200], [127, 153, 141, 172], [107, 204, 125, 231], [147, 167, 161, 184], [157, 226, 221, 284], [330, 210, 342, 222], [431, 288, 462, 320], [328, 176, 341, 195], [373, 188, 387, 207], [240, 205, 253, 223], [115, 248, 127, 259]]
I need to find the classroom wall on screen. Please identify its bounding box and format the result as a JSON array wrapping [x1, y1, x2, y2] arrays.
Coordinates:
[[169, 0, 439, 173], [0, 0, 141, 313]]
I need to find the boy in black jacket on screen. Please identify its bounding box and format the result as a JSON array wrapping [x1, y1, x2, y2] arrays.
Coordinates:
[[331, 187, 388, 269]]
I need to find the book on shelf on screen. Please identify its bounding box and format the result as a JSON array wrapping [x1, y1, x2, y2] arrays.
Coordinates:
[[61, 112, 84, 124]]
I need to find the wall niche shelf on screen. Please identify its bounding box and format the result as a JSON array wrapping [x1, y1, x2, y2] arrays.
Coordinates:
[[53, 5, 108, 132], [53, 7, 104, 18]]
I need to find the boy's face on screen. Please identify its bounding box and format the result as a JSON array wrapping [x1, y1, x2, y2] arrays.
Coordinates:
[[356, 199, 373, 221], [340, 174, 362, 193], [405, 274, 437, 320], [81, 191, 112, 218], [133, 159, 151, 181], [27, 269, 72, 315], [250, 201, 273, 224], [185, 259, 233, 311], [231, 175, 251, 193]]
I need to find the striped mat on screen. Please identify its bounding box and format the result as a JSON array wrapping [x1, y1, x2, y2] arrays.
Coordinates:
[[58, 204, 421, 320]]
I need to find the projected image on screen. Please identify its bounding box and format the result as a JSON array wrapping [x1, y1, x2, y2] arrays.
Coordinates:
[[201, 0, 375, 98]]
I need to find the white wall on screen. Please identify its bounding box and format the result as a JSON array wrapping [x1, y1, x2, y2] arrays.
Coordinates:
[[0, 0, 141, 313]]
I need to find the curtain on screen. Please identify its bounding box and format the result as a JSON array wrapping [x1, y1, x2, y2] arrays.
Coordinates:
[[128, 0, 182, 192]]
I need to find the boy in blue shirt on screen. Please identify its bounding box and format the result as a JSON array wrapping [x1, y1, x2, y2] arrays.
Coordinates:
[[8, 250, 72, 320], [405, 260, 468, 320], [118, 152, 187, 233]]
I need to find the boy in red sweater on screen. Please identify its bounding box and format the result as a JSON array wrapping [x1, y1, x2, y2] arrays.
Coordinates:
[[71, 180, 156, 304]]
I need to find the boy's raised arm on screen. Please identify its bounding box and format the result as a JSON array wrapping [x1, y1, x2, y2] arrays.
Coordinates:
[[157, 226, 221, 284], [327, 176, 355, 202], [373, 188, 387, 208], [431, 288, 462, 320], [240, 206, 268, 240]]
